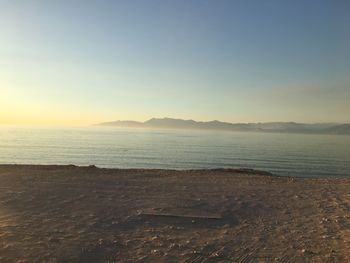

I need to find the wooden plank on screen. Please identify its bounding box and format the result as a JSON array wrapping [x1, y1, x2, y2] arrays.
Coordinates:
[[138, 208, 222, 220]]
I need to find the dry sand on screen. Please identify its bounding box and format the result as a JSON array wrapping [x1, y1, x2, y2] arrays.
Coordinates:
[[0, 165, 349, 262]]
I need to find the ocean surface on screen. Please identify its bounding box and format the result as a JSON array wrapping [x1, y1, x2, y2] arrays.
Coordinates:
[[0, 126, 349, 178]]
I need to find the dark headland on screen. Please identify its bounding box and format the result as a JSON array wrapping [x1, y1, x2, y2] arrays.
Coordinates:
[[0, 164, 349, 262]]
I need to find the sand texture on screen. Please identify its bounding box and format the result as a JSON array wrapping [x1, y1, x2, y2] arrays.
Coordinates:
[[0, 165, 349, 262]]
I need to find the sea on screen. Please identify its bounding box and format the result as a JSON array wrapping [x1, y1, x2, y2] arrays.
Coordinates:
[[0, 126, 349, 178]]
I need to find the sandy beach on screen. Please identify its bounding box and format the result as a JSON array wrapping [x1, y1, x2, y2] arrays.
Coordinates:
[[0, 165, 349, 262]]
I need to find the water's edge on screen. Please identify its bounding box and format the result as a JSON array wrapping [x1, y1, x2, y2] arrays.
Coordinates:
[[1, 163, 349, 180]]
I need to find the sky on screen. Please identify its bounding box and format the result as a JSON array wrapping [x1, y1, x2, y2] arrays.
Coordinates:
[[1, 0, 349, 126]]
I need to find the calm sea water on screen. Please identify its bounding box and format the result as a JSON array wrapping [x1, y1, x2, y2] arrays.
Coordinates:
[[0, 126, 349, 178]]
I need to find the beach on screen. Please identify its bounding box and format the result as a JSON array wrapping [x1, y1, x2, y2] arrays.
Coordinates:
[[0, 165, 349, 262]]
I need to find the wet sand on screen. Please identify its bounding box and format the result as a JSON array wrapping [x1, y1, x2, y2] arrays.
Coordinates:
[[0, 165, 349, 262]]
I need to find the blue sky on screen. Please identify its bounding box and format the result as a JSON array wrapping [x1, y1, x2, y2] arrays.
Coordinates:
[[1, 0, 349, 125]]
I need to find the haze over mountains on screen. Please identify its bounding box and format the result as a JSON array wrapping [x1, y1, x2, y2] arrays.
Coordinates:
[[97, 118, 350, 135]]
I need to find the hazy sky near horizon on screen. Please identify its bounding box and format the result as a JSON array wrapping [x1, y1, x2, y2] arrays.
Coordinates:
[[1, 0, 350, 125]]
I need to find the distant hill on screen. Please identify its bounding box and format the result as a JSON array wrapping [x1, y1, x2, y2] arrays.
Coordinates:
[[96, 118, 349, 135], [321, 124, 350, 135]]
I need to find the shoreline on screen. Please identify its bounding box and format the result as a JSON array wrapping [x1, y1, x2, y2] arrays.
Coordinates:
[[0, 164, 349, 262], [0, 164, 276, 175], [1, 164, 349, 180]]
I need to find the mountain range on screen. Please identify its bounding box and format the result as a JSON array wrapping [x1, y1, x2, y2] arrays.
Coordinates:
[[96, 118, 350, 135]]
